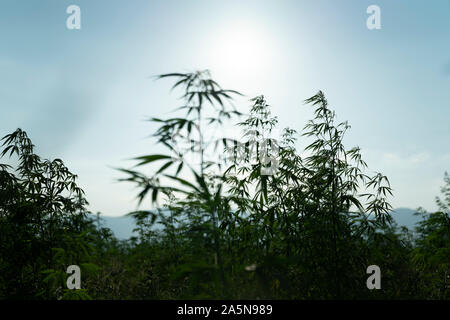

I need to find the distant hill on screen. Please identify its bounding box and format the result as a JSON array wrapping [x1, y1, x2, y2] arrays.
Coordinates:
[[90, 214, 137, 240], [390, 207, 423, 231], [93, 208, 424, 240]]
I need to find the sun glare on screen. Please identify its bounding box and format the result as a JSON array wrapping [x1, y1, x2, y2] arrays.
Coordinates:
[[209, 23, 273, 77]]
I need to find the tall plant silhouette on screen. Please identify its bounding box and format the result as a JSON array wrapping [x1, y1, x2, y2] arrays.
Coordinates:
[[118, 71, 243, 296], [0, 129, 95, 299], [120, 71, 396, 299], [222, 90, 394, 298]]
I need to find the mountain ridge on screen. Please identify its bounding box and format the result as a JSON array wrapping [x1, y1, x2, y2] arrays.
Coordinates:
[[93, 208, 423, 240]]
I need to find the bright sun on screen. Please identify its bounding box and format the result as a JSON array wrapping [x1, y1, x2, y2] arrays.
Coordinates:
[[209, 23, 272, 76]]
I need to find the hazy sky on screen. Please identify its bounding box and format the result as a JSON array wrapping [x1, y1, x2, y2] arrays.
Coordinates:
[[1, 0, 449, 216]]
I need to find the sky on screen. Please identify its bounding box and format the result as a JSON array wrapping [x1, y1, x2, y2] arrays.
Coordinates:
[[1, 0, 449, 216]]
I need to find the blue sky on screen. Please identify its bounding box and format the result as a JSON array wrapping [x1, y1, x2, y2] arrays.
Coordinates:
[[1, 0, 449, 216]]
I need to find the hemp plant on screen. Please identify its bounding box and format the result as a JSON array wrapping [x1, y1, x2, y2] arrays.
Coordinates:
[[118, 71, 243, 296]]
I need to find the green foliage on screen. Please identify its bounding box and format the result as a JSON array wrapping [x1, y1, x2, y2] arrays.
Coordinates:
[[1, 72, 448, 300], [412, 173, 450, 299], [0, 129, 98, 299], [113, 71, 448, 299]]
